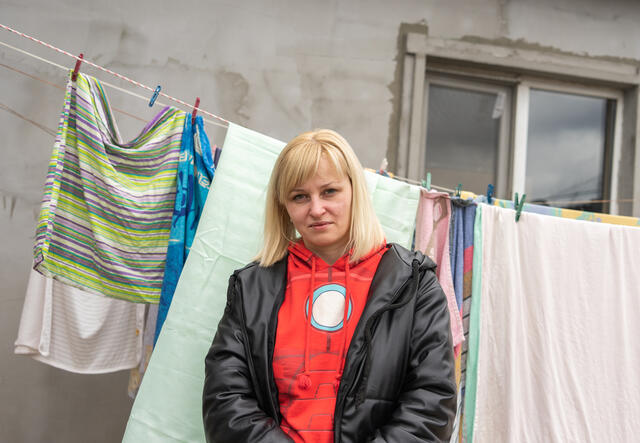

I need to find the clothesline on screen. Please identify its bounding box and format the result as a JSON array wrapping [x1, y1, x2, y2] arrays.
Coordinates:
[[1, 24, 634, 209], [0, 102, 56, 137], [0, 24, 229, 128], [2, 54, 631, 208], [0, 61, 147, 123], [364, 169, 636, 206], [0, 26, 456, 193]]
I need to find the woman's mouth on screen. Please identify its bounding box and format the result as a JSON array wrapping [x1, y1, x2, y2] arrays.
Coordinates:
[[310, 221, 331, 230]]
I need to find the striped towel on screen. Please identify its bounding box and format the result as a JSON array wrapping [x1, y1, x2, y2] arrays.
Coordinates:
[[34, 71, 185, 303]]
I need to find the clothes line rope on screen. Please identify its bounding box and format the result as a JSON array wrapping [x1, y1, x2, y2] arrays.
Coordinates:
[[1, 24, 634, 209], [0, 23, 229, 128], [372, 169, 635, 206], [0, 101, 56, 137], [0, 61, 147, 123]]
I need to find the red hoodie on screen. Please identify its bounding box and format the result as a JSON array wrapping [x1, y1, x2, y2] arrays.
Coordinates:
[[273, 240, 388, 443]]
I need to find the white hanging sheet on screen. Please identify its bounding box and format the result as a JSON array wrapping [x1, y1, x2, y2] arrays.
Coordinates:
[[469, 204, 640, 443]]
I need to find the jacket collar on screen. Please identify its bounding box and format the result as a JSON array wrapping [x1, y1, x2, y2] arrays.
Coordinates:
[[364, 243, 436, 312]]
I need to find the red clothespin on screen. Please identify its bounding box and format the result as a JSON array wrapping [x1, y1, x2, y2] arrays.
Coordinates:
[[191, 97, 200, 125], [71, 53, 84, 82]]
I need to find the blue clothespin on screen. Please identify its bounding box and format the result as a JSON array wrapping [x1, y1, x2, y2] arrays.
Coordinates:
[[514, 192, 526, 222], [149, 85, 161, 107], [455, 183, 462, 197], [487, 184, 494, 204]]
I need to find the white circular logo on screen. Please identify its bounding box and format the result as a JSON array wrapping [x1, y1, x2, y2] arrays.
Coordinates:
[[305, 284, 352, 331]]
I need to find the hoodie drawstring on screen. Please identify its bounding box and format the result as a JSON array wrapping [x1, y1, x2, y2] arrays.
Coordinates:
[[297, 256, 316, 390], [297, 253, 353, 392], [334, 258, 350, 391]]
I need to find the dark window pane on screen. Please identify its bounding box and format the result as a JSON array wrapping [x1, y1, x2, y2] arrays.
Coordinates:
[[425, 84, 502, 195], [525, 89, 612, 213]]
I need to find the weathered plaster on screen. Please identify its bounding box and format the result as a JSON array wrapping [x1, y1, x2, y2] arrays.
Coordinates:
[[386, 22, 429, 173], [2, 1, 640, 441]]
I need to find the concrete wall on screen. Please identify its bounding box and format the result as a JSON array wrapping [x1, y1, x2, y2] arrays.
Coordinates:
[[1, 1, 638, 441]]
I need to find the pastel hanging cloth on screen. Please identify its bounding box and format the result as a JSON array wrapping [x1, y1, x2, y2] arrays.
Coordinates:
[[33, 71, 185, 303], [122, 123, 421, 443], [448, 197, 477, 443], [465, 204, 640, 443], [154, 115, 215, 344], [15, 268, 144, 373], [414, 190, 464, 349]]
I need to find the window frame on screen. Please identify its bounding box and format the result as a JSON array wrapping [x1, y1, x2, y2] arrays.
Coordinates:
[[423, 73, 513, 199], [396, 32, 639, 216], [513, 78, 623, 214]]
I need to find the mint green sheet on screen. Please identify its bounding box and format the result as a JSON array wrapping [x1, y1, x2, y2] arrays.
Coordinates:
[[122, 123, 420, 442]]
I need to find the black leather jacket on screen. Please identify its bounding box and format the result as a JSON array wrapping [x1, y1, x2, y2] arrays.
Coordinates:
[[203, 244, 456, 442]]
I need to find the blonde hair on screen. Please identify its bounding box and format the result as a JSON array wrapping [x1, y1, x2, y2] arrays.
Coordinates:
[[256, 129, 385, 266]]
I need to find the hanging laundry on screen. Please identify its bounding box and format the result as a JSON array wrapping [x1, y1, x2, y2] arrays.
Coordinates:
[[154, 115, 215, 344], [14, 268, 144, 373], [465, 204, 640, 443], [213, 146, 222, 169], [122, 123, 421, 443], [450, 198, 477, 377], [448, 197, 476, 443], [414, 190, 464, 349], [33, 71, 185, 303]]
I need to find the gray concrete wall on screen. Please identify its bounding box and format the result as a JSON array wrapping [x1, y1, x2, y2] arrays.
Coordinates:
[[1, 1, 638, 441]]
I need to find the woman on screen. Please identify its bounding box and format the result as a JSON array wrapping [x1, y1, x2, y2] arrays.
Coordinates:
[[203, 130, 456, 442]]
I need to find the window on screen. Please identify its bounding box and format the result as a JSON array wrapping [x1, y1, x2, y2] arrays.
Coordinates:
[[396, 33, 638, 216], [423, 75, 511, 199], [524, 87, 617, 213]]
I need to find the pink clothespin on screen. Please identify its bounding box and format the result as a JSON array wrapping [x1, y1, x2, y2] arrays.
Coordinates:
[[191, 97, 200, 125], [71, 53, 84, 82]]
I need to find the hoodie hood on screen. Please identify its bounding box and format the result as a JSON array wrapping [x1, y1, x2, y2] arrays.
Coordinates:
[[287, 239, 385, 271]]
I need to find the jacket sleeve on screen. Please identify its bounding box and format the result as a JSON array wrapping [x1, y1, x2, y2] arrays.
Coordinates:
[[202, 272, 293, 443], [371, 268, 457, 442]]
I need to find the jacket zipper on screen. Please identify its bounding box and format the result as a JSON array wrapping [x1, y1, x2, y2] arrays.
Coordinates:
[[333, 275, 414, 443]]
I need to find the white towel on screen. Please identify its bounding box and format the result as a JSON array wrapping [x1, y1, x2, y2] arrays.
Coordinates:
[[471, 204, 640, 443], [15, 269, 145, 374]]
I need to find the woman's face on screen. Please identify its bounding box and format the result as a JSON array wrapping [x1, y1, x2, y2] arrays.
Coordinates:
[[284, 155, 352, 263]]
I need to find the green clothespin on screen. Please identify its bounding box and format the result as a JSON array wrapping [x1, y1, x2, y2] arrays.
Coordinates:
[[514, 192, 527, 222], [455, 183, 462, 197], [421, 172, 432, 191]]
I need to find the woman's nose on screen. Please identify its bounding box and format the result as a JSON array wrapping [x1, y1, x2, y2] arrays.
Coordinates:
[[309, 196, 325, 217]]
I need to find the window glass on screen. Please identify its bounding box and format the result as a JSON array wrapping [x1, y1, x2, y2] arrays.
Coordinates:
[[525, 89, 613, 213], [425, 84, 503, 195]]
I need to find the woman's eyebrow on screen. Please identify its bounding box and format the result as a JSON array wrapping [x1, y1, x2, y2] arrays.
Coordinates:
[[289, 181, 340, 193]]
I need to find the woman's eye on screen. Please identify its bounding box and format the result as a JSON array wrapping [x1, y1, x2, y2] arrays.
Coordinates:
[[292, 194, 307, 202], [323, 188, 337, 196]]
